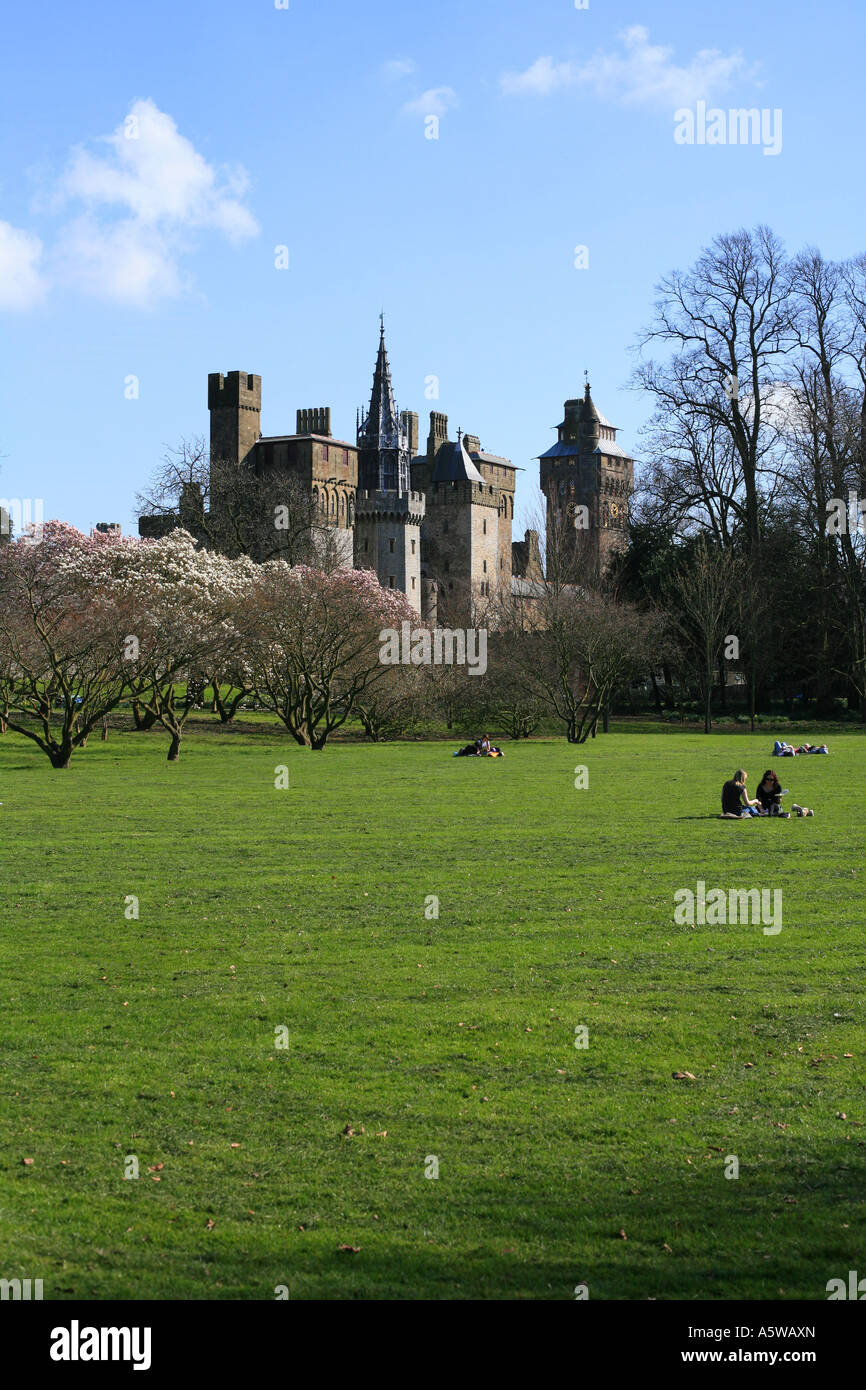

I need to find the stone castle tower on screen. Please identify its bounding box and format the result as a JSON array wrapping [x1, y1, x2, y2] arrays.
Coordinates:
[[538, 380, 633, 574], [411, 425, 506, 625], [353, 319, 425, 614]]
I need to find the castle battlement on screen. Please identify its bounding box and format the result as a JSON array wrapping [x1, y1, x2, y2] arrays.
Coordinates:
[[207, 371, 262, 411], [427, 480, 500, 509], [355, 489, 425, 525]]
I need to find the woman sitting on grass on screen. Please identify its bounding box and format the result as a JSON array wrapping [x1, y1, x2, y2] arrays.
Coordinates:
[[721, 770, 761, 817], [756, 769, 787, 815]]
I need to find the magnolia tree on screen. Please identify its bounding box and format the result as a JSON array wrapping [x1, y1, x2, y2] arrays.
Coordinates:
[[116, 531, 258, 759], [0, 523, 141, 767], [0, 524, 256, 766], [241, 563, 415, 748]]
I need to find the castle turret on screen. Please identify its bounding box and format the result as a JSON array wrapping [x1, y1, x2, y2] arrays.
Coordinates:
[[419, 429, 500, 624], [208, 371, 261, 469], [578, 381, 601, 454], [353, 489, 425, 613], [357, 319, 411, 493]]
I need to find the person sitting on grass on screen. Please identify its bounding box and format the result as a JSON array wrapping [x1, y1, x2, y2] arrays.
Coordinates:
[[721, 770, 761, 817], [756, 769, 788, 816]]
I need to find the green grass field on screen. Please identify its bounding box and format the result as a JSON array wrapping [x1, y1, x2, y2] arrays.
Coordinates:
[[1, 723, 863, 1300]]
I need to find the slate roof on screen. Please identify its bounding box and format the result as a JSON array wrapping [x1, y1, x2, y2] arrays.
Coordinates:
[[433, 436, 485, 483]]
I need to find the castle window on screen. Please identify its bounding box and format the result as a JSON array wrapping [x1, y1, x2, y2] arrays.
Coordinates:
[[482, 559, 487, 573], [411, 539, 416, 554], [322, 445, 329, 464], [482, 519, 487, 534], [411, 577, 416, 589], [389, 538, 395, 553], [388, 576, 395, 588], [443, 520, 449, 533]]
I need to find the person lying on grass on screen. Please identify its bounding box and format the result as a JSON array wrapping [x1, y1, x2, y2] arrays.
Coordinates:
[[721, 769, 761, 817]]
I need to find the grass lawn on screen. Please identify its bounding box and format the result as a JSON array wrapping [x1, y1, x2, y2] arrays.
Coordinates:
[[0, 723, 863, 1300]]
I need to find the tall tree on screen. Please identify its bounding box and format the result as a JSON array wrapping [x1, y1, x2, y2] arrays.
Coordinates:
[[636, 226, 796, 559]]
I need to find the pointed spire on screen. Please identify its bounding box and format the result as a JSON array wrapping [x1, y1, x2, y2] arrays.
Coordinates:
[[357, 316, 411, 493], [579, 376, 600, 424], [359, 316, 402, 447]]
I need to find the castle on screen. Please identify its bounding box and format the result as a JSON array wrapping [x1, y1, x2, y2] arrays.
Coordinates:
[[139, 321, 634, 620]]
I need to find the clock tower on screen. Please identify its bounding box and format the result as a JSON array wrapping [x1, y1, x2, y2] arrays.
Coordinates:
[[537, 380, 633, 576]]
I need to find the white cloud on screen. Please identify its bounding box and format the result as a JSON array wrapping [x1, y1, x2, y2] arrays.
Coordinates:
[[383, 58, 417, 79], [53, 98, 258, 306], [403, 87, 459, 118], [58, 217, 185, 305], [500, 26, 755, 110], [500, 56, 575, 97], [0, 221, 47, 310]]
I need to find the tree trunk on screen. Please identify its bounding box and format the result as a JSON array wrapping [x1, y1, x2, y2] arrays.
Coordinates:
[[132, 700, 158, 731], [649, 668, 663, 714]]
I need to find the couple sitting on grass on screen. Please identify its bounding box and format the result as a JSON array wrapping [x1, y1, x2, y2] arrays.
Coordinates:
[[454, 733, 504, 757], [721, 769, 814, 818]]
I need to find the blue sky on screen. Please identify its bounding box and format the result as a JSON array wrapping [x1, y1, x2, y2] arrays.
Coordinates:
[[1, 0, 863, 536]]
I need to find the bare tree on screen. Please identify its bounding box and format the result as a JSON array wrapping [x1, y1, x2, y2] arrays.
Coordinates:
[[136, 437, 347, 568], [635, 226, 797, 558], [663, 540, 739, 733], [507, 587, 662, 742]]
